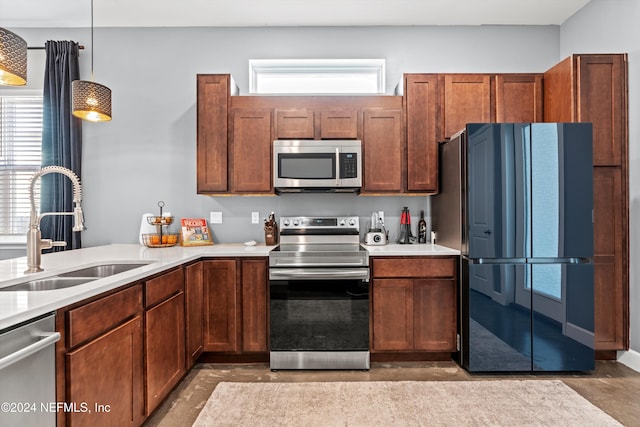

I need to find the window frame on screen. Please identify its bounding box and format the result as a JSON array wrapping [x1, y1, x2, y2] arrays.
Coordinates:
[[249, 59, 386, 94]]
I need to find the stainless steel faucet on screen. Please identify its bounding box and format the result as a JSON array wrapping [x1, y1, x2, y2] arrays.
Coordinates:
[[25, 166, 85, 273]]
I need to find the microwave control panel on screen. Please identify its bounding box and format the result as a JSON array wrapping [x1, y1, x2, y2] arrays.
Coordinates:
[[339, 153, 358, 178]]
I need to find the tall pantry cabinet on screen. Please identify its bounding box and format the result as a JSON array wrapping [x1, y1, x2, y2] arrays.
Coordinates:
[[544, 54, 629, 354]]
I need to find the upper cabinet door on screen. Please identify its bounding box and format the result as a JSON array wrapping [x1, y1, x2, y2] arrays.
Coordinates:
[[495, 74, 543, 123], [576, 54, 627, 166], [231, 109, 273, 193], [197, 75, 230, 193], [319, 110, 358, 139], [443, 74, 492, 139], [275, 109, 314, 139], [362, 109, 403, 192], [405, 74, 439, 192]]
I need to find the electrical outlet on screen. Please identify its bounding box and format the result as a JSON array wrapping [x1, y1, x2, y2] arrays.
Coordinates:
[[210, 211, 223, 224], [251, 211, 260, 224], [378, 211, 385, 226]]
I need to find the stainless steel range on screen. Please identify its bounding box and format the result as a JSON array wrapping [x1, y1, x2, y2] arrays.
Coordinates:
[[269, 216, 370, 370]]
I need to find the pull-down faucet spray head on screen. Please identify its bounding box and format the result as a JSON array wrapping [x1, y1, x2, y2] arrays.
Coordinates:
[[25, 166, 85, 273], [29, 165, 85, 231]]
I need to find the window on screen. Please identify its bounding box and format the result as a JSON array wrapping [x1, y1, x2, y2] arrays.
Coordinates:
[[0, 96, 43, 241], [249, 59, 385, 94]]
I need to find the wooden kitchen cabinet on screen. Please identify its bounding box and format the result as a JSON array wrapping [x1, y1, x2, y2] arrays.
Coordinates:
[[413, 279, 457, 351], [442, 74, 492, 139], [144, 268, 186, 416], [241, 259, 269, 352], [371, 257, 457, 353], [203, 259, 239, 352], [544, 54, 629, 353], [593, 167, 626, 350], [404, 74, 440, 193], [199, 90, 403, 195], [203, 258, 269, 354], [545, 54, 627, 166], [373, 279, 414, 350], [275, 108, 358, 139], [230, 109, 273, 193], [362, 108, 403, 192], [404, 73, 541, 193], [197, 74, 232, 193], [494, 74, 543, 122], [63, 284, 144, 427], [275, 108, 314, 139], [318, 109, 358, 139], [185, 262, 204, 369], [67, 317, 143, 427], [197, 75, 272, 194]]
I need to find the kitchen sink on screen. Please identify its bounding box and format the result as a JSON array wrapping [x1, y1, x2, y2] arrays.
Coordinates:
[[58, 263, 151, 278], [1, 277, 97, 292], [0, 262, 153, 291]]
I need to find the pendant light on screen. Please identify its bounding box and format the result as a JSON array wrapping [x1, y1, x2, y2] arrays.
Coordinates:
[[0, 27, 27, 86], [72, 0, 112, 122]]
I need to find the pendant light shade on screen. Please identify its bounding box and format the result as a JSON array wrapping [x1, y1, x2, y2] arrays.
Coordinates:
[[71, 0, 112, 122], [72, 80, 112, 122], [0, 27, 27, 86]]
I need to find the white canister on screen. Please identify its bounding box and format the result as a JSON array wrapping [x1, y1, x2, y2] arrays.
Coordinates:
[[139, 213, 156, 244]]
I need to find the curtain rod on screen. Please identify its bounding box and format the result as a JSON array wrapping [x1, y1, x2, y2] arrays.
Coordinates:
[[27, 45, 85, 50]]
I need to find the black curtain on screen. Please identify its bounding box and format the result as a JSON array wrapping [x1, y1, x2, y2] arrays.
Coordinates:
[[41, 41, 82, 251]]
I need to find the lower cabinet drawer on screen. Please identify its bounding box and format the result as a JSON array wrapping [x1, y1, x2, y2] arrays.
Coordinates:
[[67, 284, 142, 348], [372, 257, 456, 278], [145, 267, 184, 308]]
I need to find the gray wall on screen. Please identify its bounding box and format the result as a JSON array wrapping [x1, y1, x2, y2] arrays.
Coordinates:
[[560, 0, 640, 354], [0, 6, 637, 362], [1, 25, 560, 249]]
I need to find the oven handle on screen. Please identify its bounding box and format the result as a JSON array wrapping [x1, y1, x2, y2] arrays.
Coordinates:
[[270, 260, 368, 267], [269, 268, 370, 281]]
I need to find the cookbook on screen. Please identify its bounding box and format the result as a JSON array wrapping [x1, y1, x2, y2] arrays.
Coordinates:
[[180, 218, 214, 246]]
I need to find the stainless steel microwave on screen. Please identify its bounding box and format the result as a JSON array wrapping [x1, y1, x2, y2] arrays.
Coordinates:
[[273, 140, 362, 193]]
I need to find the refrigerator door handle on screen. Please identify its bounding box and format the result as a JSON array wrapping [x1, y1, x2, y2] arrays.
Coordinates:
[[467, 258, 527, 265], [526, 257, 592, 264], [467, 257, 591, 265]]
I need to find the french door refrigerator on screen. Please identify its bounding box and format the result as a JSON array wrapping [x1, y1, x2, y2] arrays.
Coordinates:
[[434, 123, 595, 372]]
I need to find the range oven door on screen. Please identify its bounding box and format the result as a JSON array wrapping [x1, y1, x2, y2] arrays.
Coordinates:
[[269, 267, 370, 369]]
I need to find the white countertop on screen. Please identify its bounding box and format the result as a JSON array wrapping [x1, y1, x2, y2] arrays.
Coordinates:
[[0, 242, 460, 330], [0, 243, 274, 330]]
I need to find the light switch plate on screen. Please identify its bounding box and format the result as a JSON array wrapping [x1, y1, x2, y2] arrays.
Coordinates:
[[251, 212, 260, 224], [210, 211, 223, 224]]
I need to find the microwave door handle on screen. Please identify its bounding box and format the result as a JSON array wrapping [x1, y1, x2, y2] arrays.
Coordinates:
[[336, 148, 340, 186]]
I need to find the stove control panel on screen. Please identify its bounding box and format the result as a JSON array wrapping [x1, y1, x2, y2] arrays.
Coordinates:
[[280, 216, 360, 231]]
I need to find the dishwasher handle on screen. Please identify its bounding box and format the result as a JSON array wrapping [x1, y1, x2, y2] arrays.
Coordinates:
[[0, 331, 60, 370]]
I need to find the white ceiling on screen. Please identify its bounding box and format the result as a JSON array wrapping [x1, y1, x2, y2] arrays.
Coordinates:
[[0, 0, 591, 28]]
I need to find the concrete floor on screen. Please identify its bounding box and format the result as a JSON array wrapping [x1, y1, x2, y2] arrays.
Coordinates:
[[144, 361, 640, 426]]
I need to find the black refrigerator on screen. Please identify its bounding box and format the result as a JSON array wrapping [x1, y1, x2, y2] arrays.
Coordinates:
[[433, 123, 595, 372]]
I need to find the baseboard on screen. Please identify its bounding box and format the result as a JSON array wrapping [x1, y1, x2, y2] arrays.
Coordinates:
[[564, 321, 593, 348], [617, 349, 640, 373]]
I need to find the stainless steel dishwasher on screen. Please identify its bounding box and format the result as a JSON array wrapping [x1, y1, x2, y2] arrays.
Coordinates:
[[0, 312, 60, 427]]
